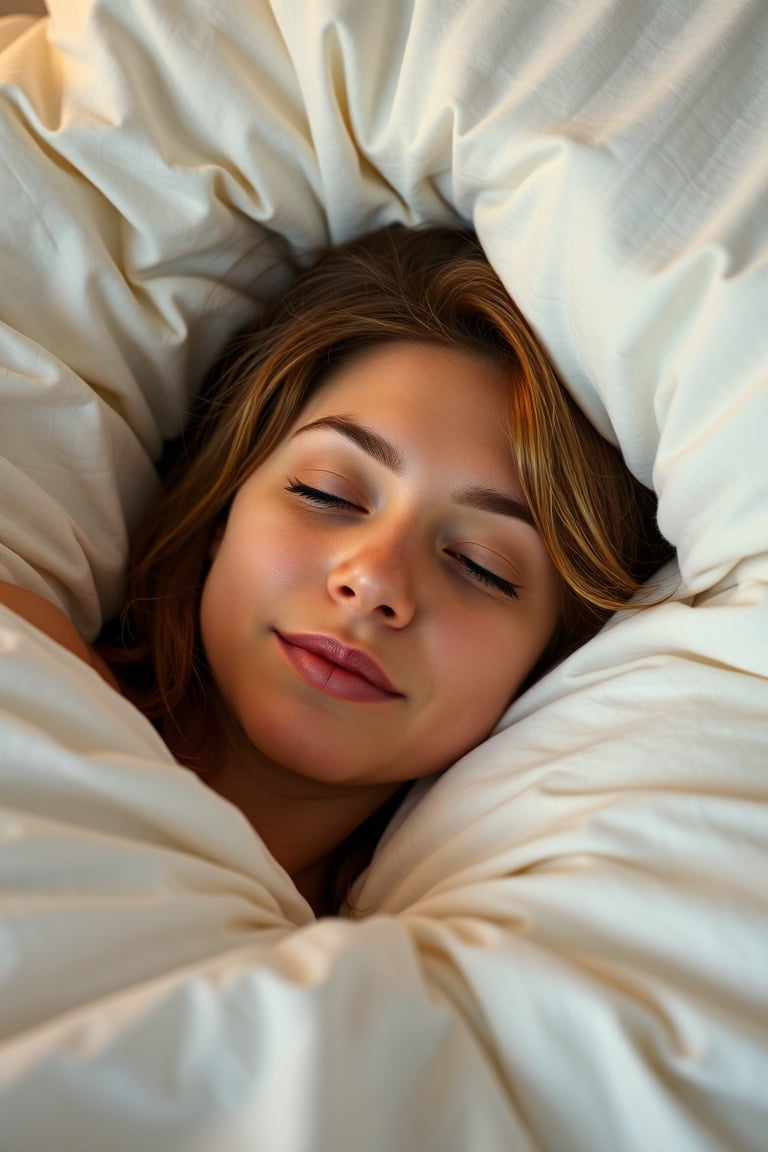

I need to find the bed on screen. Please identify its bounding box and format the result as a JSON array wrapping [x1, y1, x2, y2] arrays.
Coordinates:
[[1, 1, 767, 1148]]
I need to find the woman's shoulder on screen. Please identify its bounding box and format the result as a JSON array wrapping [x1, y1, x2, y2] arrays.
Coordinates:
[[0, 581, 119, 690]]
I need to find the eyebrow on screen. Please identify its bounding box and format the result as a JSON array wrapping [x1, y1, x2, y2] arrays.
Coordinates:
[[292, 415, 536, 527], [292, 416, 405, 472], [451, 484, 536, 527]]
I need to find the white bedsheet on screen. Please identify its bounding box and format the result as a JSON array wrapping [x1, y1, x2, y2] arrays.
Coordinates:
[[1, 2, 767, 1149]]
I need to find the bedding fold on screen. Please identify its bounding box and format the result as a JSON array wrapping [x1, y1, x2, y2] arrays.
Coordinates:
[[1, 1, 767, 1149]]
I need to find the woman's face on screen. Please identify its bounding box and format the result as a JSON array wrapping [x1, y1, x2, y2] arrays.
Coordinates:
[[200, 342, 562, 788]]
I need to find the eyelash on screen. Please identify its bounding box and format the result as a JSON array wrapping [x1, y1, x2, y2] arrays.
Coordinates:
[[285, 480, 520, 601], [449, 554, 519, 600], [284, 480, 362, 512]]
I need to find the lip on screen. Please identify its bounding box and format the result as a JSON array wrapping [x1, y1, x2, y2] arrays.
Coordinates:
[[275, 631, 405, 703]]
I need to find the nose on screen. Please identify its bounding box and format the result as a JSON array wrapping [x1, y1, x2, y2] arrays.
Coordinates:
[[328, 524, 418, 628]]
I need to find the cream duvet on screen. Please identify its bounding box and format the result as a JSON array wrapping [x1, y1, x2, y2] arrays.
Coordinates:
[[1, 2, 767, 1149]]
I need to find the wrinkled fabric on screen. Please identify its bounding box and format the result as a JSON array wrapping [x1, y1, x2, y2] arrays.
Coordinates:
[[0, 2, 767, 1149]]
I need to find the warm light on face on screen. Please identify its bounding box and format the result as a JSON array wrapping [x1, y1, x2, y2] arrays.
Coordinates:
[[200, 342, 562, 789]]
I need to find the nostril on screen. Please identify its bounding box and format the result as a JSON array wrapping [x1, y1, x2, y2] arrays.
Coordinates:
[[339, 585, 355, 599], [379, 604, 396, 619]]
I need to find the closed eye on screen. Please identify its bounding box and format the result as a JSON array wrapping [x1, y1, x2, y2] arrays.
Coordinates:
[[286, 480, 519, 599], [285, 479, 363, 512], [451, 552, 519, 600]]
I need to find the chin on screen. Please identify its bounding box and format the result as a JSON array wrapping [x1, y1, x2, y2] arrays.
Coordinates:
[[239, 718, 386, 787]]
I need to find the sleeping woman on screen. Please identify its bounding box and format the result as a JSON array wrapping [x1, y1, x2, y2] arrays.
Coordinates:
[[0, 225, 672, 914]]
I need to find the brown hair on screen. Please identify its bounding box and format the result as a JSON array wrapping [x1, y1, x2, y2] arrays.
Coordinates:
[[104, 224, 672, 905]]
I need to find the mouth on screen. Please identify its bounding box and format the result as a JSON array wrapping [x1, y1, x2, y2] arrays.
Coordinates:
[[274, 631, 405, 704]]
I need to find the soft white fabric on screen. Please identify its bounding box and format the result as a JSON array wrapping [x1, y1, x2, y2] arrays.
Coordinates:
[[1, 1, 767, 1149]]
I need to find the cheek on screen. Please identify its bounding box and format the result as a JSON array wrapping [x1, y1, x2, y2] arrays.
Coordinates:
[[432, 617, 517, 717], [201, 512, 313, 640], [433, 608, 553, 725], [405, 620, 521, 778]]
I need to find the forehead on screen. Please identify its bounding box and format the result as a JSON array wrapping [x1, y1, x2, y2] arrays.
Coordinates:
[[296, 341, 515, 463]]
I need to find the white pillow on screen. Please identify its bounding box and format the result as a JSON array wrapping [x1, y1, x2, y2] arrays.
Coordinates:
[[1, 2, 767, 1149]]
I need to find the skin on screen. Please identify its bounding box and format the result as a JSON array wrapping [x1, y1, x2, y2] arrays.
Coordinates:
[[195, 342, 562, 894]]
